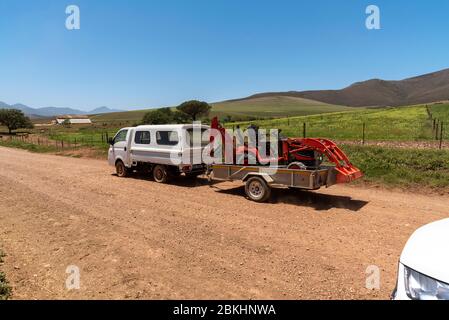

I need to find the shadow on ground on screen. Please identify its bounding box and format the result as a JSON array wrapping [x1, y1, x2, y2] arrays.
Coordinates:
[[113, 173, 368, 211], [111, 173, 223, 188], [214, 185, 368, 212]]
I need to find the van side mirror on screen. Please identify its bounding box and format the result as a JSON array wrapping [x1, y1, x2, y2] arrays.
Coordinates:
[[108, 137, 114, 145]]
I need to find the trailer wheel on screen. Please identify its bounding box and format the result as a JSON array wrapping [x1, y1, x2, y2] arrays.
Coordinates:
[[153, 165, 169, 183], [245, 176, 271, 202], [115, 160, 129, 178]]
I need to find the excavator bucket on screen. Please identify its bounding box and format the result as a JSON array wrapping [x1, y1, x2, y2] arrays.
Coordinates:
[[293, 138, 363, 184]]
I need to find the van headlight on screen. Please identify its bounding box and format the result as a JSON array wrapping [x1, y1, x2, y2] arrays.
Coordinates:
[[404, 264, 449, 300]]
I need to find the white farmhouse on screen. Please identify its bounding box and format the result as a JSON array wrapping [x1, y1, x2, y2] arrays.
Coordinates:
[[55, 115, 92, 125]]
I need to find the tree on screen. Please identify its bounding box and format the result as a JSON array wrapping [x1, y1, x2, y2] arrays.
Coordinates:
[[141, 107, 191, 125], [141, 108, 173, 125], [0, 109, 34, 134], [176, 100, 211, 121]]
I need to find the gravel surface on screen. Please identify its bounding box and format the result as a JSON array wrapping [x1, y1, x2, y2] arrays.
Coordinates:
[[0, 146, 447, 300]]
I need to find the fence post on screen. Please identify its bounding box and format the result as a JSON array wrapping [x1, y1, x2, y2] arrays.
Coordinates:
[[303, 123, 306, 138], [362, 122, 366, 145], [435, 120, 440, 140], [440, 122, 444, 150]]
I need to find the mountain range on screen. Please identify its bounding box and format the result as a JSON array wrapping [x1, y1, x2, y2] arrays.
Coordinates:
[[2, 68, 449, 119], [237, 68, 449, 107], [0, 102, 122, 118]]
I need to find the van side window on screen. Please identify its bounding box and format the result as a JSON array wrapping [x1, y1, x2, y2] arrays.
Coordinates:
[[135, 131, 151, 144], [186, 128, 209, 146], [156, 131, 179, 146], [114, 130, 128, 143]]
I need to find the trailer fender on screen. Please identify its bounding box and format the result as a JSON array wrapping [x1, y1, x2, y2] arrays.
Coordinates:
[[242, 172, 274, 185]]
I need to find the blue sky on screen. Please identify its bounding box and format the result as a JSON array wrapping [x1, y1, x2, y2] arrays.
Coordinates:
[[0, 0, 448, 111]]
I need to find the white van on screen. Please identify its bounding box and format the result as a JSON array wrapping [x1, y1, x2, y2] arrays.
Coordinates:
[[108, 124, 210, 183]]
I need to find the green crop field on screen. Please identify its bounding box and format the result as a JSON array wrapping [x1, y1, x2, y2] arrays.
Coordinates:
[[227, 105, 447, 141], [90, 96, 356, 124]]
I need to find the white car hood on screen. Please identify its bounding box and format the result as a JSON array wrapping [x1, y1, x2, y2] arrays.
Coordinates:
[[400, 218, 449, 284]]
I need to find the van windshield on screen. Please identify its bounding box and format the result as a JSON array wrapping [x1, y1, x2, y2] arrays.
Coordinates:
[[186, 128, 209, 147]]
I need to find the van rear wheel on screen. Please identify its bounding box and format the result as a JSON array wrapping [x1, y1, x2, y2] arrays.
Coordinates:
[[153, 165, 169, 183], [115, 160, 129, 178]]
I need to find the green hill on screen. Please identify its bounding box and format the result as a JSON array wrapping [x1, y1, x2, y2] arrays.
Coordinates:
[[91, 96, 355, 124], [210, 96, 354, 120]]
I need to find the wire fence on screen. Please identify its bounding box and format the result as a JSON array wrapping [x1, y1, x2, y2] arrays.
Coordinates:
[[0, 131, 112, 150], [227, 118, 446, 149]]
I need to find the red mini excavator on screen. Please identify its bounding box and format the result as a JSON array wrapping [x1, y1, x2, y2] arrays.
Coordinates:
[[210, 117, 363, 184]]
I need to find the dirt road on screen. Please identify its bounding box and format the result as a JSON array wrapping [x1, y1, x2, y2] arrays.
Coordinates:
[[0, 146, 447, 300]]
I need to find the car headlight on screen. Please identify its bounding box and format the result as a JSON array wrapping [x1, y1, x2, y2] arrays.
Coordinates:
[[404, 264, 449, 300]]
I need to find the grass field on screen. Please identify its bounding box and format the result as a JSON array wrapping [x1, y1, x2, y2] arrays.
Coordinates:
[[342, 144, 449, 189], [90, 95, 356, 124], [430, 103, 449, 121], [228, 105, 445, 141], [46, 126, 118, 148]]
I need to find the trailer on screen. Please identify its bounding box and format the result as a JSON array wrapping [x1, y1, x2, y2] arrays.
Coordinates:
[[207, 117, 363, 202], [209, 164, 339, 202]]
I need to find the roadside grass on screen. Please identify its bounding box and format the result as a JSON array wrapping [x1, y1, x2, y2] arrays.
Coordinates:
[[0, 272, 10, 300], [0, 139, 58, 153], [227, 105, 435, 141], [0, 250, 11, 300], [342, 144, 449, 189]]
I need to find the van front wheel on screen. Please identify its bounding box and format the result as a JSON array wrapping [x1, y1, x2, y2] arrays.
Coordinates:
[[153, 165, 169, 183], [116, 160, 129, 178]]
